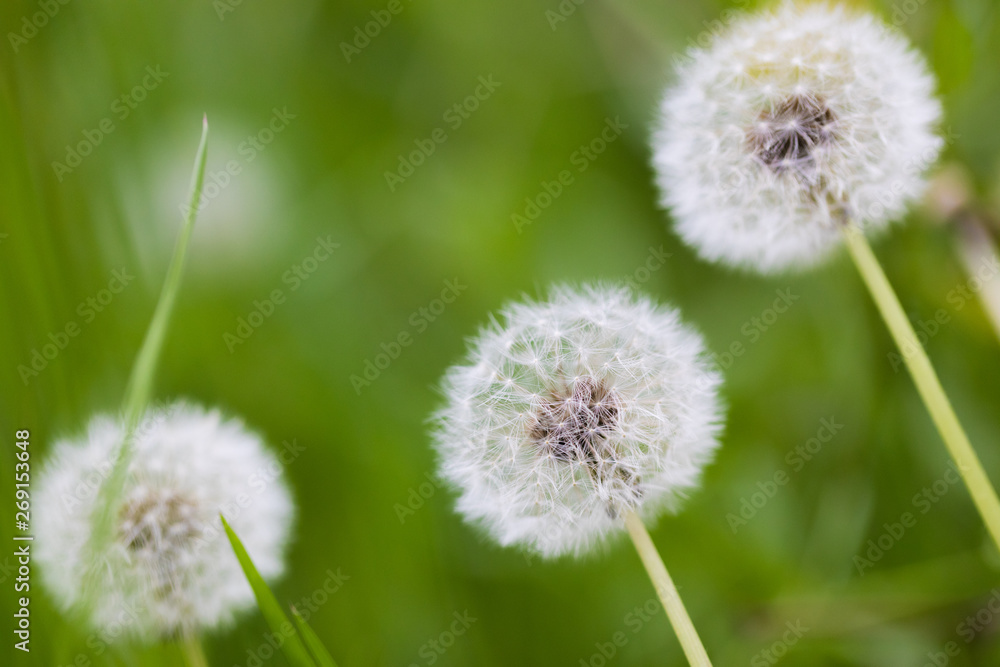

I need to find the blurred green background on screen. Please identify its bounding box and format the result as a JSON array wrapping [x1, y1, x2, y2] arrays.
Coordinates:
[[3, 0, 1000, 664]]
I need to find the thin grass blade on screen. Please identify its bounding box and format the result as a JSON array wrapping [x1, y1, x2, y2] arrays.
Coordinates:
[[83, 117, 209, 603], [221, 516, 317, 667], [291, 606, 339, 667]]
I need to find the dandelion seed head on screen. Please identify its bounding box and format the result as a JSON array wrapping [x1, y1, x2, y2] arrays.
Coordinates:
[[432, 285, 724, 558], [653, 2, 942, 273], [34, 402, 294, 639]]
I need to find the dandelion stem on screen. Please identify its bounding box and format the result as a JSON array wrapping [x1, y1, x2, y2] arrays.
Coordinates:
[[180, 634, 210, 667], [624, 511, 712, 667], [841, 222, 1000, 551]]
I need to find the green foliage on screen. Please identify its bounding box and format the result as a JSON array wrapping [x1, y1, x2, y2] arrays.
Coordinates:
[[2, 0, 1000, 665], [222, 516, 320, 667], [292, 606, 340, 667], [85, 118, 209, 610]]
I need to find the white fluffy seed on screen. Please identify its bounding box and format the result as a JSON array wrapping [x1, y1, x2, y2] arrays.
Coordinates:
[[653, 3, 942, 273], [432, 285, 724, 559], [34, 401, 295, 639]]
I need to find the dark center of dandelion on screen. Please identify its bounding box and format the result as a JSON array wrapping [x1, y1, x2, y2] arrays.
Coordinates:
[[748, 94, 836, 176], [530, 376, 620, 468], [528, 376, 641, 516], [119, 489, 202, 555]]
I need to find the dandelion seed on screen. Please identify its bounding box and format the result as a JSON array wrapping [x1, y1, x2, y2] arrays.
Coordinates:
[[35, 401, 294, 640], [431, 284, 723, 559], [653, 2, 942, 273], [654, 3, 1000, 555]]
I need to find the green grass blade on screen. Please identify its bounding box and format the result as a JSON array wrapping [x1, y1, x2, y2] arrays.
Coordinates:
[[221, 516, 317, 667], [122, 113, 209, 428], [83, 117, 209, 604], [291, 606, 339, 667]]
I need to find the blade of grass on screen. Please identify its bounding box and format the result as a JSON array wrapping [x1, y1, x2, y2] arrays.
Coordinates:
[[221, 516, 317, 667], [291, 607, 339, 667], [83, 116, 209, 601], [120, 114, 209, 427]]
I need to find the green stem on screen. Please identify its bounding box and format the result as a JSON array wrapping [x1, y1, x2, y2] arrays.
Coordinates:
[[624, 511, 712, 667], [841, 222, 1000, 552], [121, 114, 209, 430], [180, 634, 210, 667], [83, 117, 209, 601]]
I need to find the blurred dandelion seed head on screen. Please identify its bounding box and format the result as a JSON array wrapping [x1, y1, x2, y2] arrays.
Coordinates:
[[432, 285, 724, 559], [113, 120, 288, 279], [34, 402, 295, 639], [653, 2, 942, 273]]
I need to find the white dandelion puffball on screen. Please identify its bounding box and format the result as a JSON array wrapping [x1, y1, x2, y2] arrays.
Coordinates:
[[35, 402, 294, 639], [433, 285, 724, 559], [653, 3, 942, 273]]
